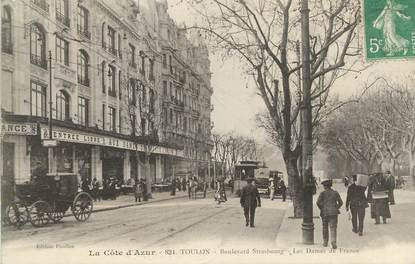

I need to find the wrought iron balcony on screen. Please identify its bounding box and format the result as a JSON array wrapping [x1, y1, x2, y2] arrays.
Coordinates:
[[77, 26, 91, 40], [108, 46, 118, 56], [30, 54, 47, 69], [77, 75, 90, 87], [56, 11, 70, 27], [32, 0, 49, 13]]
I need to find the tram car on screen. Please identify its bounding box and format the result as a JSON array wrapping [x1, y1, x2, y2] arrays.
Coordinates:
[[233, 160, 260, 197]]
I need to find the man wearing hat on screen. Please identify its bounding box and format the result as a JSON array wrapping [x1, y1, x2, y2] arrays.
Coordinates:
[[346, 174, 368, 236], [316, 176, 343, 249], [240, 177, 261, 227]]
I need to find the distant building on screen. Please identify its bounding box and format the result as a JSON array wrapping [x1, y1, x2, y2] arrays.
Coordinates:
[[1, 0, 212, 188]]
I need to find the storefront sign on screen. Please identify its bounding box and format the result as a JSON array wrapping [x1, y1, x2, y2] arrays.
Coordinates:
[[40, 127, 184, 157], [1, 123, 37, 135], [42, 139, 59, 147]]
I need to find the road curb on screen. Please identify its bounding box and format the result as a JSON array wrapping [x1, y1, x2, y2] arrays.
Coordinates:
[[65, 191, 215, 217]]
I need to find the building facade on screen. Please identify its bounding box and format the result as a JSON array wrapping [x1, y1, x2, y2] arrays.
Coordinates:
[[0, 0, 213, 194]]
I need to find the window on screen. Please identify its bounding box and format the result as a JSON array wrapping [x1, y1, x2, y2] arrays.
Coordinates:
[[149, 89, 155, 113], [77, 6, 90, 39], [140, 51, 145, 75], [55, 36, 69, 66], [118, 33, 122, 59], [169, 55, 172, 74], [108, 65, 116, 97], [163, 81, 167, 96], [56, 90, 69, 121], [119, 71, 122, 100], [141, 118, 146, 136], [130, 114, 136, 135], [141, 84, 146, 106], [184, 117, 187, 132], [2, 6, 12, 54], [101, 23, 106, 48], [149, 59, 154, 81], [162, 54, 166, 68], [77, 97, 89, 126], [101, 61, 106, 93], [169, 109, 173, 124], [119, 109, 122, 133], [102, 104, 106, 130], [107, 26, 116, 55], [77, 50, 89, 86], [128, 78, 136, 105], [30, 24, 46, 69], [108, 106, 116, 132], [30, 81, 46, 117], [56, 0, 69, 27], [129, 44, 136, 68]]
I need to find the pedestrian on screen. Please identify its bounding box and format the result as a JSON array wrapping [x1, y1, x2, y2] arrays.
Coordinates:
[[346, 174, 368, 236], [142, 178, 148, 201], [176, 178, 181, 191], [170, 177, 176, 196], [368, 173, 391, 224], [240, 177, 261, 228], [229, 178, 234, 194], [187, 178, 192, 199], [279, 179, 287, 202], [269, 177, 275, 200], [182, 177, 187, 192], [316, 176, 343, 249], [191, 176, 198, 199], [203, 180, 208, 198], [344, 176, 349, 188], [384, 170, 395, 205], [134, 179, 143, 202], [92, 177, 101, 202]]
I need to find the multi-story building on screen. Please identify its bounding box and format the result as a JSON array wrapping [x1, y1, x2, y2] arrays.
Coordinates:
[[156, 0, 213, 179], [1, 0, 212, 193]]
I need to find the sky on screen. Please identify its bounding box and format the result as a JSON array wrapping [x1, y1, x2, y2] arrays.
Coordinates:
[[166, 0, 415, 170]]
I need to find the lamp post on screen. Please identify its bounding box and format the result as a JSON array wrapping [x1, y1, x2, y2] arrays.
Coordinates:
[[300, 0, 314, 244]]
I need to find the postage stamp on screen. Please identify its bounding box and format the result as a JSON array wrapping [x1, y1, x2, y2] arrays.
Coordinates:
[[364, 0, 415, 60]]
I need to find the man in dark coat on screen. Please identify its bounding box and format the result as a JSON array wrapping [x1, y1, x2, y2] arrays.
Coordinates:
[[240, 177, 261, 228], [346, 175, 368, 236], [317, 178, 343, 249]]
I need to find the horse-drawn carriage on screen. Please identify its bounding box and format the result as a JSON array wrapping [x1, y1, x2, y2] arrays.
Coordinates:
[[5, 173, 93, 227]]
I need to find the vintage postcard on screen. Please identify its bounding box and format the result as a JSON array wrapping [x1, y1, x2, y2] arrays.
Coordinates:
[[1, 0, 414, 263]]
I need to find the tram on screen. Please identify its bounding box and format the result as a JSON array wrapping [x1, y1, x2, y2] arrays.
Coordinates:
[[233, 160, 260, 196]]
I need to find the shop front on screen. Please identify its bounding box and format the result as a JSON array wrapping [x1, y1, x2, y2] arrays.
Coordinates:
[[101, 147, 125, 183]]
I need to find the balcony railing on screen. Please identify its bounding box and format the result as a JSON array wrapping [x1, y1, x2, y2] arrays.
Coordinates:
[[2, 42, 12, 54], [77, 75, 90, 87], [108, 46, 118, 56], [77, 26, 91, 40], [32, 0, 49, 13], [108, 89, 117, 97], [30, 54, 47, 69], [56, 11, 70, 27]]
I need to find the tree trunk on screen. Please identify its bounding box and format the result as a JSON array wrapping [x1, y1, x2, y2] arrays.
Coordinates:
[[409, 150, 415, 189], [284, 153, 303, 218]]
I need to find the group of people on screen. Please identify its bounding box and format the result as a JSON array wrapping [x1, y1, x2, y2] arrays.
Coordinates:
[[268, 177, 287, 201], [316, 171, 396, 249]]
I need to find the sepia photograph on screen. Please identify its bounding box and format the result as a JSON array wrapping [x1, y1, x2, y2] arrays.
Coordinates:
[[0, 0, 414, 263]]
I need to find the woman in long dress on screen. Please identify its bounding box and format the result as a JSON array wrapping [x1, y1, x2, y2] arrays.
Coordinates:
[[373, 0, 411, 55]]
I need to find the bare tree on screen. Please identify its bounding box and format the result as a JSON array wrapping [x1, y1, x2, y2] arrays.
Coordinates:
[[184, 0, 361, 216]]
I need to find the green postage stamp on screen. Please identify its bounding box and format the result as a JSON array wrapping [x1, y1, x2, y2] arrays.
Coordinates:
[[364, 0, 415, 60]]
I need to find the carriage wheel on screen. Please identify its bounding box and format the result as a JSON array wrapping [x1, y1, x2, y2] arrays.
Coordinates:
[[6, 202, 29, 227], [72, 192, 93, 222], [29, 201, 51, 227]]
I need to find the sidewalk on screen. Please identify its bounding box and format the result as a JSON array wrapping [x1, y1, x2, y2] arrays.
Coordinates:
[[275, 185, 415, 264]]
